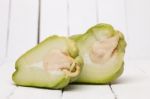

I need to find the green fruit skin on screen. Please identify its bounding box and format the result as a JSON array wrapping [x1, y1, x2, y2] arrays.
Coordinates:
[[70, 23, 127, 84], [12, 35, 83, 89]]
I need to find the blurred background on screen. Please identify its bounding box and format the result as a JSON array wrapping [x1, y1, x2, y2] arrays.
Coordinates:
[[0, 0, 150, 62]]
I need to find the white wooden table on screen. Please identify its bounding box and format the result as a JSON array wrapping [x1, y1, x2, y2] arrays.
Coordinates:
[[1, 0, 150, 99]]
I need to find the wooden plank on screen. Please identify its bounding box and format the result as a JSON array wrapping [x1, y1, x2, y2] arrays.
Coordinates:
[[0, 0, 10, 61], [40, 0, 68, 41], [126, 0, 150, 60], [9, 87, 62, 99], [131, 60, 150, 76], [98, 0, 127, 34], [111, 60, 150, 99], [62, 85, 114, 99], [8, 0, 38, 61], [68, 0, 97, 35], [0, 60, 17, 99]]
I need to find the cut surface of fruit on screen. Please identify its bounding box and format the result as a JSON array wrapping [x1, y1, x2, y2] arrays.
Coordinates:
[[90, 34, 119, 64], [70, 23, 126, 84], [12, 35, 83, 89]]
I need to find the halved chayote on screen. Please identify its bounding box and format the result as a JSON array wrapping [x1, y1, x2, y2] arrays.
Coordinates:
[[12, 36, 83, 89], [12, 23, 126, 88], [70, 23, 126, 84]]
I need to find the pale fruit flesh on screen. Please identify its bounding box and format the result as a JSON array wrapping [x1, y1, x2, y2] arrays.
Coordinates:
[[12, 36, 83, 89], [70, 23, 126, 84]]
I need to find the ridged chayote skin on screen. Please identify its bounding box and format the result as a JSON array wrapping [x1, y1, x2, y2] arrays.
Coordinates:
[[70, 23, 126, 84], [12, 35, 83, 89]]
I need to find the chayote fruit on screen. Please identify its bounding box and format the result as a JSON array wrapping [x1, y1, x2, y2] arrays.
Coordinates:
[[12, 35, 83, 89], [70, 23, 126, 84]]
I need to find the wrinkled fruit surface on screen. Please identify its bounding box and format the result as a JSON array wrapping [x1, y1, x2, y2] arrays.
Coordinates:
[[70, 23, 126, 84], [12, 36, 83, 89]]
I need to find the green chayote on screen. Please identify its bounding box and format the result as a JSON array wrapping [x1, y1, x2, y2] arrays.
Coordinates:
[[12, 23, 126, 89], [12, 36, 83, 89], [70, 23, 126, 84]]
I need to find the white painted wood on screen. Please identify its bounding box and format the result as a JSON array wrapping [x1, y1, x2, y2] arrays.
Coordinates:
[[0, 60, 17, 99], [131, 60, 150, 76], [126, 0, 150, 60], [40, 0, 68, 41], [111, 60, 150, 99], [62, 85, 114, 99], [68, 0, 97, 35], [98, 0, 127, 34], [9, 87, 62, 99], [0, 0, 9, 61], [8, 0, 38, 61]]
